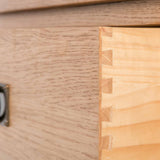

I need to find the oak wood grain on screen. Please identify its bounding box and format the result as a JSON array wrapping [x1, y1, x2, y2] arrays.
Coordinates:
[[100, 27, 160, 160], [0, 0, 159, 28], [0, 27, 99, 160], [0, 0, 128, 13]]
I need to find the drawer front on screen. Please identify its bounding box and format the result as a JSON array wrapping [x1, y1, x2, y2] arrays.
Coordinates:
[[0, 28, 99, 160], [100, 27, 160, 160]]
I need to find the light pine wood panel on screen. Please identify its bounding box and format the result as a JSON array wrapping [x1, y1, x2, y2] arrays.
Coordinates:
[[0, 27, 99, 160], [99, 27, 160, 160], [0, 0, 128, 13], [0, 0, 160, 28]]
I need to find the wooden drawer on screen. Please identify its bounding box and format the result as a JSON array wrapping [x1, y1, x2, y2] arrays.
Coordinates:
[[0, 27, 99, 160], [2, 26, 160, 160], [1, 1, 160, 160], [100, 27, 160, 160]]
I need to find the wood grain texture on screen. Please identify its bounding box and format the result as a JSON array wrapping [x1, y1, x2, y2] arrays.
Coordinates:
[[0, 0, 160, 28], [100, 27, 160, 160], [0, 0, 128, 13], [0, 27, 99, 160]]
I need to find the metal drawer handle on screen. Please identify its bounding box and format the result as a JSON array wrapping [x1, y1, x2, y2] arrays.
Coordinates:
[[0, 83, 9, 126], [0, 92, 5, 118]]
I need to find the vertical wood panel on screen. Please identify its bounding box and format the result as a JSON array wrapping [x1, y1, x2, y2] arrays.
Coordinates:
[[100, 27, 160, 160]]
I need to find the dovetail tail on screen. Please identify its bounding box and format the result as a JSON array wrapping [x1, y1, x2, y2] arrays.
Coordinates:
[[102, 50, 112, 66], [101, 27, 112, 37], [101, 135, 113, 150], [101, 107, 113, 122], [102, 78, 112, 94]]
